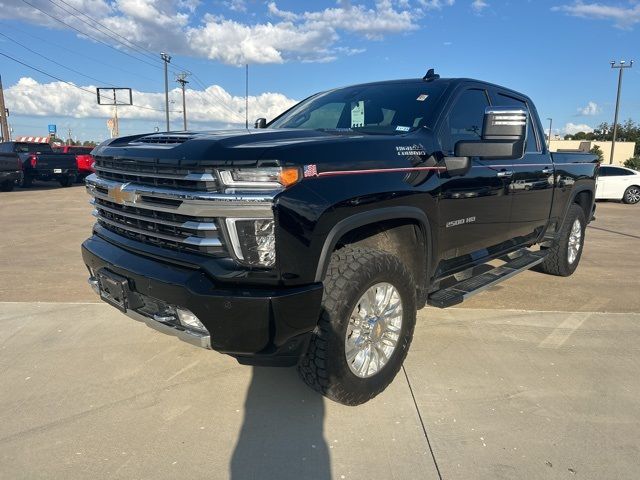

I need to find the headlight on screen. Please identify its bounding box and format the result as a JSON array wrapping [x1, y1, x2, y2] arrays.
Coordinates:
[[226, 218, 276, 267], [218, 167, 300, 188]]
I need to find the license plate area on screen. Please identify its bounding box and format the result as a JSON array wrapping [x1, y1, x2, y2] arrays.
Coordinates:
[[53, 168, 62, 173], [97, 269, 129, 312]]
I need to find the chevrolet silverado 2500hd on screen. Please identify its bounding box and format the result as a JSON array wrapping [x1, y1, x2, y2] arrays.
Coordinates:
[[82, 73, 598, 405]]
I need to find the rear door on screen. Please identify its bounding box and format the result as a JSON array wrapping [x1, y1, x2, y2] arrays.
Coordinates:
[[436, 86, 514, 261], [491, 92, 554, 244]]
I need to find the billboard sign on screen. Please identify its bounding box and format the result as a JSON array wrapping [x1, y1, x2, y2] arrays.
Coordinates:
[[48, 124, 57, 134]]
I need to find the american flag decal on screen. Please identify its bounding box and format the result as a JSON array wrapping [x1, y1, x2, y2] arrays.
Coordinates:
[[303, 164, 318, 177]]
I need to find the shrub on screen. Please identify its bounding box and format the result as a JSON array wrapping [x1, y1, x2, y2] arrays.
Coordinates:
[[624, 157, 640, 171]]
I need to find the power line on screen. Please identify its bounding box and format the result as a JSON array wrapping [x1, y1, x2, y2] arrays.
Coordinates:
[[20, 0, 164, 71], [45, 0, 163, 66], [0, 22, 159, 84], [0, 50, 174, 113], [190, 74, 246, 123], [0, 31, 117, 87]]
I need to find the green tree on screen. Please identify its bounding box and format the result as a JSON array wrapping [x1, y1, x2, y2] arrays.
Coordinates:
[[624, 157, 640, 171], [589, 145, 604, 162]]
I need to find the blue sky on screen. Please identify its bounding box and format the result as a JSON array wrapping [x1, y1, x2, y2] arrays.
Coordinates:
[[0, 0, 639, 141]]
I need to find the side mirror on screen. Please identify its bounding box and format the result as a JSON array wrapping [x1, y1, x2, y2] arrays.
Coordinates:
[[454, 107, 527, 160], [254, 118, 267, 129]]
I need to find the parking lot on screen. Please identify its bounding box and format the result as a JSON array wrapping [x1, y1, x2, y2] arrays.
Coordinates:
[[1, 184, 639, 479]]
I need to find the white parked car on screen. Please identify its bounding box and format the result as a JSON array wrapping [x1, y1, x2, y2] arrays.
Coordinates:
[[595, 165, 640, 204]]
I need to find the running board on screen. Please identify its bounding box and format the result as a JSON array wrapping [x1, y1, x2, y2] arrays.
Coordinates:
[[427, 250, 548, 308]]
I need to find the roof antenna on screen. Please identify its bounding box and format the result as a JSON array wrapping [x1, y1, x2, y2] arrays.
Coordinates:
[[423, 68, 440, 81]]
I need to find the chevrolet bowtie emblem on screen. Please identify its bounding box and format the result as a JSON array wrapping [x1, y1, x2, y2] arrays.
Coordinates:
[[107, 183, 138, 205]]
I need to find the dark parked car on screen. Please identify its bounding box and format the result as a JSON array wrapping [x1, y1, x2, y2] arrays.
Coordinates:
[[82, 72, 598, 405], [0, 144, 22, 191], [0, 141, 78, 187]]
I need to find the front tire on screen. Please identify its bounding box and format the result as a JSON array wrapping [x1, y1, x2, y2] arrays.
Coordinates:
[[623, 186, 640, 204], [536, 204, 586, 277], [298, 246, 416, 406]]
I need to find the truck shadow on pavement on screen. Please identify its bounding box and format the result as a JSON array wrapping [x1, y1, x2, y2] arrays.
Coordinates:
[[230, 366, 331, 480]]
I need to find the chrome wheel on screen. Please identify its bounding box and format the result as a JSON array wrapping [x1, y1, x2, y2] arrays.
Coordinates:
[[625, 187, 640, 204], [567, 218, 582, 264], [345, 282, 403, 378]]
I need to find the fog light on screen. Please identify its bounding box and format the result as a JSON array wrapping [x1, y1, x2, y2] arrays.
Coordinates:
[[177, 308, 207, 333]]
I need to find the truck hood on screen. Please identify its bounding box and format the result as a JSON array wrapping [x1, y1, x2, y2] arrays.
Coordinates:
[[94, 128, 405, 167]]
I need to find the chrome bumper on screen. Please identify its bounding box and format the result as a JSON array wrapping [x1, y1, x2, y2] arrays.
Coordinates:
[[88, 276, 212, 350], [125, 309, 212, 350]]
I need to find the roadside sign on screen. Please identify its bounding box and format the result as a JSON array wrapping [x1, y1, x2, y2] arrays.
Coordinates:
[[48, 124, 56, 134]]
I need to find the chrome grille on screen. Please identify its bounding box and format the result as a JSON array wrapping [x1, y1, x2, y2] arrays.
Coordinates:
[[86, 174, 275, 259], [94, 157, 219, 191], [92, 198, 224, 256]]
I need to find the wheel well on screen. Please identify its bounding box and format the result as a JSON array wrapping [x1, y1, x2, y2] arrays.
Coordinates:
[[574, 190, 593, 219], [334, 219, 427, 299]]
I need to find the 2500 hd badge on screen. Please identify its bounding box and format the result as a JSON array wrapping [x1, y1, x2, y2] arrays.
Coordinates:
[[82, 70, 598, 405]]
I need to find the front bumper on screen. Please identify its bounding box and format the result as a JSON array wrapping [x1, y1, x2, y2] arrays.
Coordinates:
[[82, 234, 323, 366]]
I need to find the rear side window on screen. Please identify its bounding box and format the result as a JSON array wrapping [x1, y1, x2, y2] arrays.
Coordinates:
[[605, 167, 634, 176], [496, 93, 540, 153], [438, 88, 489, 154]]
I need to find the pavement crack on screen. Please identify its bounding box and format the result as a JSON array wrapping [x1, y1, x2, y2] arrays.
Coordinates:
[[402, 365, 444, 480]]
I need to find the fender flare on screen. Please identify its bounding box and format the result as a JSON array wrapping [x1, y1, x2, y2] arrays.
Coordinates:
[[314, 206, 433, 282], [560, 186, 595, 227]]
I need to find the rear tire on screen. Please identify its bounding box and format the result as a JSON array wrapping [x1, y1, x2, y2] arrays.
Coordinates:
[[20, 175, 33, 188], [536, 204, 586, 277], [298, 246, 416, 406], [623, 186, 640, 204], [58, 175, 73, 187], [0, 180, 14, 192]]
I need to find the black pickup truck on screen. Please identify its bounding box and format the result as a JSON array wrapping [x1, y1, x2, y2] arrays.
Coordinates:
[[0, 145, 22, 191], [0, 141, 78, 187], [82, 73, 598, 405]]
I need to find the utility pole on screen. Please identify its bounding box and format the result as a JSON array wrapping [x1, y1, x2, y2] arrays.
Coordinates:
[[245, 64, 249, 129], [67, 127, 72, 145], [609, 60, 633, 164], [0, 75, 10, 142], [547, 117, 553, 147], [160, 52, 171, 132], [176, 72, 190, 131]]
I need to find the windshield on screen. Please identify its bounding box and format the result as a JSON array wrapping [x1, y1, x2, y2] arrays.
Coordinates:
[[270, 81, 448, 134], [15, 143, 53, 153]]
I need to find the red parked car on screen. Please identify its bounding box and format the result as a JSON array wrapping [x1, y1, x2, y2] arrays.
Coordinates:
[[54, 145, 95, 181]]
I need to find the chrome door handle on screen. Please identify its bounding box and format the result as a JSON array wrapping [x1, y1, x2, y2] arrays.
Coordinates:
[[497, 170, 514, 178], [541, 167, 553, 174]]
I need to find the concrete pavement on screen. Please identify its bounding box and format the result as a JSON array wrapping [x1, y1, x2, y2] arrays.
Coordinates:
[[1, 184, 639, 479]]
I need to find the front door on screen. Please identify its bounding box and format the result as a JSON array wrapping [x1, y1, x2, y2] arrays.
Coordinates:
[[492, 92, 554, 243], [436, 87, 514, 266]]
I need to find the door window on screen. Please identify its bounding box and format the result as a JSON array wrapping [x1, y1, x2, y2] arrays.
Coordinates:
[[438, 89, 489, 154]]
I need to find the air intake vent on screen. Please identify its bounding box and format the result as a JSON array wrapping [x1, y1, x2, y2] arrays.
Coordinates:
[[133, 135, 194, 145]]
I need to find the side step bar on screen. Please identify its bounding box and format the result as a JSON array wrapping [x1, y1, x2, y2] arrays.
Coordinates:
[[427, 249, 548, 308]]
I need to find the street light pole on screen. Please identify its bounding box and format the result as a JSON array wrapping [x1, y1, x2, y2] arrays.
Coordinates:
[[547, 117, 553, 148], [176, 72, 190, 131], [160, 52, 172, 132], [609, 60, 633, 164]]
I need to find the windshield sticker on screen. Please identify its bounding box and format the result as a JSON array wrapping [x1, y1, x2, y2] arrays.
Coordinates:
[[396, 144, 426, 156], [395, 126, 410, 132], [416, 94, 429, 102], [351, 101, 365, 127]]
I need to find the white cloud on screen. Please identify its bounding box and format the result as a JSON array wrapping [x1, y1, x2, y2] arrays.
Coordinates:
[[418, 0, 455, 10], [577, 101, 601, 116], [562, 122, 594, 135], [471, 0, 488, 13], [0, 0, 424, 65], [5, 77, 296, 125], [553, 1, 640, 29]]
